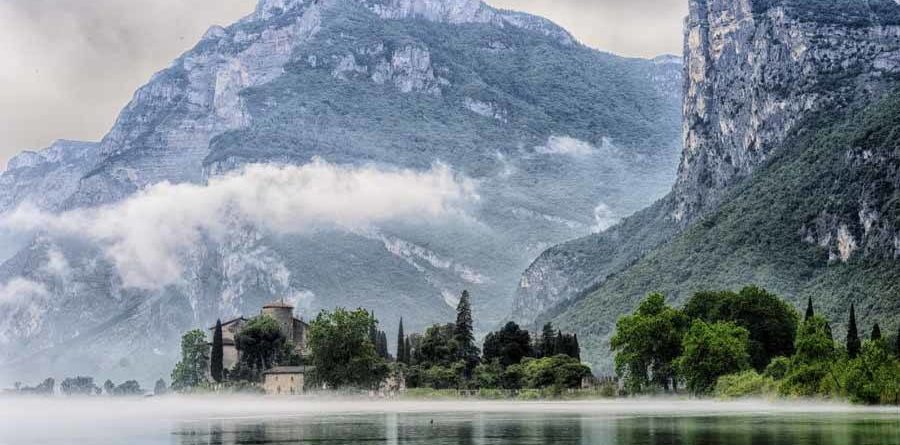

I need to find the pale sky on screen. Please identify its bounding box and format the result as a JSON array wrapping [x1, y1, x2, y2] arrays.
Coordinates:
[[0, 0, 686, 165]]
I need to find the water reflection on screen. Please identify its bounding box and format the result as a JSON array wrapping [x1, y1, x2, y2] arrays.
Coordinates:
[[174, 412, 900, 445]]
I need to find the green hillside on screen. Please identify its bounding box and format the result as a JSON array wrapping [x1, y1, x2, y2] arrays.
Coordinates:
[[555, 88, 900, 372]]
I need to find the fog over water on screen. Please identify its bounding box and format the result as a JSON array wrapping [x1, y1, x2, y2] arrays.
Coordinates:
[[2, 397, 898, 445]]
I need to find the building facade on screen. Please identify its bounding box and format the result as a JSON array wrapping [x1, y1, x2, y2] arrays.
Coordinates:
[[209, 300, 310, 371], [262, 366, 310, 395]]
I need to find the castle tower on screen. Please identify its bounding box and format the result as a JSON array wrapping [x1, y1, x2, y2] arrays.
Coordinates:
[[262, 299, 294, 341]]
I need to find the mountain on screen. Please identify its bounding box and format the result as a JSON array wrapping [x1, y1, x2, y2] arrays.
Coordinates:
[[512, 0, 900, 371], [0, 0, 682, 383]]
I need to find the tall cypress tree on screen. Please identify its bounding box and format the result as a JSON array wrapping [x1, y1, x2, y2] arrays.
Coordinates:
[[210, 319, 224, 383], [404, 337, 413, 364], [397, 318, 406, 364], [846, 304, 861, 359], [454, 290, 478, 377], [805, 297, 814, 321], [572, 334, 581, 361], [541, 323, 556, 357], [871, 323, 882, 341]]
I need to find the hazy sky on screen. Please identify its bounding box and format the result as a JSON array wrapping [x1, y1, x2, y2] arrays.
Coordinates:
[[0, 0, 685, 165]]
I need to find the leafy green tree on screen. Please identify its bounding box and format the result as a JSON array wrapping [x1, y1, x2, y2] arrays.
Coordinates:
[[676, 320, 751, 395], [397, 318, 406, 364], [610, 293, 689, 392], [454, 290, 479, 376], [483, 322, 532, 368], [422, 362, 465, 389], [518, 355, 591, 390], [171, 329, 210, 391], [307, 308, 388, 389], [474, 359, 504, 388], [234, 316, 291, 380], [418, 323, 459, 367], [871, 323, 882, 341], [154, 379, 168, 396], [846, 303, 861, 359], [683, 287, 798, 371], [211, 319, 224, 383], [780, 316, 836, 397], [844, 340, 900, 405]]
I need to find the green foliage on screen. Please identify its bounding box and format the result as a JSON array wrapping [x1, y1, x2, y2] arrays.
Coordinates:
[[843, 341, 900, 405], [683, 287, 799, 371], [871, 323, 883, 341], [846, 304, 861, 359], [779, 316, 840, 397], [417, 323, 459, 367], [307, 308, 388, 389], [483, 322, 532, 368], [794, 316, 836, 363], [553, 89, 900, 374], [421, 362, 466, 390], [474, 359, 504, 389], [171, 329, 209, 391], [517, 355, 591, 390], [677, 321, 752, 395], [454, 290, 479, 376], [396, 318, 406, 364], [610, 293, 688, 392], [211, 319, 224, 383], [234, 316, 292, 380], [764, 357, 791, 380], [715, 370, 778, 399]]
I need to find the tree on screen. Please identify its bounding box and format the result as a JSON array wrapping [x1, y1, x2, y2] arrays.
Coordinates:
[[154, 379, 168, 396], [171, 329, 210, 391], [211, 319, 224, 383], [397, 318, 406, 364], [482, 322, 532, 368], [113, 380, 143, 396], [234, 316, 291, 381], [610, 293, 689, 392], [676, 321, 751, 395], [871, 323, 882, 341], [780, 316, 836, 397], [103, 379, 115, 395], [307, 308, 388, 389], [805, 296, 814, 321], [418, 323, 459, 367], [518, 355, 591, 390], [682, 287, 799, 371], [454, 290, 479, 375], [61, 376, 100, 396], [895, 325, 900, 358], [844, 340, 900, 405], [846, 303, 861, 359], [540, 323, 556, 357], [404, 337, 413, 364]]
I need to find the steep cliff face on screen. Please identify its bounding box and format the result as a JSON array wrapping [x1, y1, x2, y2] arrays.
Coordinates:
[[0, 0, 682, 383], [511, 0, 900, 328], [673, 0, 900, 222]]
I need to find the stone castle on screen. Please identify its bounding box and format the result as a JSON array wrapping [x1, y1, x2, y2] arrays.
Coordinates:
[[209, 299, 310, 370]]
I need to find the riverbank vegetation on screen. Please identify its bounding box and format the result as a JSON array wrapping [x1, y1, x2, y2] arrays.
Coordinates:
[[611, 286, 900, 404]]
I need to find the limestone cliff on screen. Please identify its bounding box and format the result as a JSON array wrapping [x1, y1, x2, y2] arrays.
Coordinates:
[[512, 0, 900, 328]]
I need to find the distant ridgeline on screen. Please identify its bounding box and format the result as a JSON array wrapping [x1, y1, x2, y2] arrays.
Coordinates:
[[512, 0, 900, 372], [0, 0, 682, 384]]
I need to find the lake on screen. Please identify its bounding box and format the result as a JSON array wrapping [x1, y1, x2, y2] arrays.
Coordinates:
[[1, 398, 898, 444]]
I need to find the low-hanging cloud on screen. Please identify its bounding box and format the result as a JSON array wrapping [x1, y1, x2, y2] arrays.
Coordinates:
[[1, 160, 477, 290], [0, 277, 47, 304]]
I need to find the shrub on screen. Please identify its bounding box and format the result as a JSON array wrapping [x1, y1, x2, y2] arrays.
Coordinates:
[[715, 371, 777, 399]]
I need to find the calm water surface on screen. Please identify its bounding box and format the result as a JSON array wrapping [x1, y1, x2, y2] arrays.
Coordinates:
[[3, 399, 899, 445], [173, 411, 900, 445]]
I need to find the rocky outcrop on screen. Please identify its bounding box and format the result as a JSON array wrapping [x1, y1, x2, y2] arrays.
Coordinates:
[[672, 0, 900, 223], [0, 140, 99, 213], [510, 0, 900, 327]]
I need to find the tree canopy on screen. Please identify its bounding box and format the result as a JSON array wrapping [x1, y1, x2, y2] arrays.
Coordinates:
[[483, 322, 532, 368], [307, 308, 388, 389], [171, 329, 210, 391], [676, 320, 751, 395]]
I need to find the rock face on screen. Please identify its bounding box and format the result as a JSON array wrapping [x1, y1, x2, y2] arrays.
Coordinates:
[[510, 0, 900, 329], [673, 0, 900, 223], [0, 0, 682, 383]]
